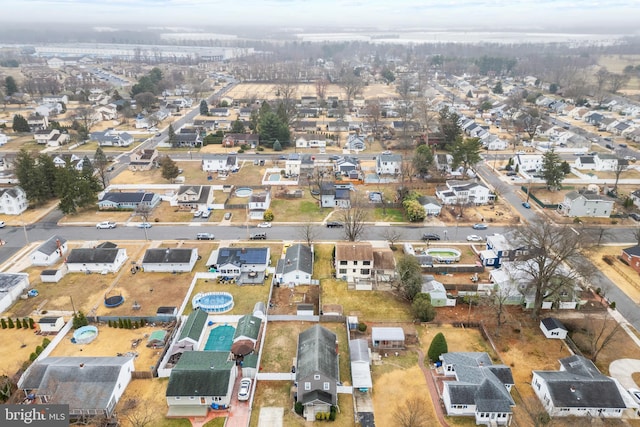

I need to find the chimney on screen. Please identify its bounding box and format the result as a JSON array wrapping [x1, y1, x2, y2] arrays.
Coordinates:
[[56, 239, 62, 256]]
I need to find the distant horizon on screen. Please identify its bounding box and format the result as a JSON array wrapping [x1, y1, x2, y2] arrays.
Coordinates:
[[0, 0, 638, 35]]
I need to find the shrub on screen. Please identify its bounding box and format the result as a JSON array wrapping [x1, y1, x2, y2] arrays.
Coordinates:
[[22, 319, 29, 328], [329, 406, 337, 421], [357, 322, 367, 333], [428, 332, 448, 363], [42, 338, 51, 348], [263, 209, 274, 221], [316, 413, 323, 421], [29, 353, 37, 362], [118, 318, 124, 328], [35, 345, 43, 355], [0, 318, 6, 329], [16, 319, 21, 329], [610, 301, 616, 310], [28, 318, 35, 329], [72, 311, 89, 329], [7, 318, 14, 328], [294, 402, 303, 415]]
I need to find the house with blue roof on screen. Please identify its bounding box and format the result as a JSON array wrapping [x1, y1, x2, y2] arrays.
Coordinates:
[[97, 192, 161, 210]]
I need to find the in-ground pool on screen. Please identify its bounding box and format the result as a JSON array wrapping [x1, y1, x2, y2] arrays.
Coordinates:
[[204, 324, 235, 351], [192, 292, 234, 313], [235, 187, 253, 197], [268, 174, 281, 182], [425, 248, 461, 263], [73, 325, 98, 344]]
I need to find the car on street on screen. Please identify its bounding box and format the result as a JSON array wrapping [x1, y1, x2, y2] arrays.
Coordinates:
[[223, 212, 232, 220], [257, 222, 272, 228], [630, 213, 640, 222], [138, 222, 152, 228], [249, 232, 267, 240], [96, 221, 117, 229], [522, 202, 531, 209], [0, 221, 5, 228], [106, 165, 115, 172], [238, 378, 252, 401], [624, 155, 637, 162], [326, 221, 344, 228], [472, 223, 488, 230], [196, 233, 215, 240], [466, 235, 483, 242], [422, 233, 441, 241]]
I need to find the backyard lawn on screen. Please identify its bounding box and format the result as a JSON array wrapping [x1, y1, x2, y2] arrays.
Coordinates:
[[184, 278, 270, 316]]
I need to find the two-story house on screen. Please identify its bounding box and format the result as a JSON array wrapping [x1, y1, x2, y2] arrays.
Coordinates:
[[558, 190, 614, 218], [202, 154, 238, 172], [175, 186, 213, 211], [376, 152, 402, 175], [479, 233, 529, 267], [513, 153, 543, 173], [128, 149, 158, 171], [334, 242, 374, 286], [436, 180, 493, 205], [295, 325, 339, 421], [206, 246, 270, 285], [0, 186, 28, 215], [320, 183, 351, 208], [248, 190, 271, 220]]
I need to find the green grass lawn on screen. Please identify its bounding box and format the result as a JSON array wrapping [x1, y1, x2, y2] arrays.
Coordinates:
[[371, 207, 405, 222], [269, 199, 327, 222]]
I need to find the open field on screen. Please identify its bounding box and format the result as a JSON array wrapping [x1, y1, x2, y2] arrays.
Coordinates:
[[225, 83, 398, 102], [598, 55, 640, 91]]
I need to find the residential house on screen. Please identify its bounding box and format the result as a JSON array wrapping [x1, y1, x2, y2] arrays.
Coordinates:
[[0, 132, 9, 145], [436, 154, 454, 174], [371, 327, 405, 349], [558, 191, 614, 218], [621, 246, 640, 274], [175, 186, 213, 211], [345, 134, 366, 151], [489, 260, 579, 310], [513, 153, 544, 173], [18, 356, 135, 421], [65, 247, 128, 273], [540, 318, 568, 340], [296, 134, 328, 148], [376, 152, 402, 175], [202, 154, 238, 172], [335, 157, 359, 174], [295, 121, 318, 132], [248, 190, 271, 220], [327, 119, 348, 132], [0, 273, 30, 314], [275, 244, 314, 286], [52, 154, 90, 171], [300, 96, 318, 107], [295, 325, 339, 421], [421, 275, 455, 307], [30, 235, 68, 266], [42, 94, 69, 104], [0, 186, 28, 215], [165, 351, 237, 417], [128, 149, 158, 171], [98, 192, 160, 210], [95, 103, 118, 121], [172, 133, 202, 148], [532, 355, 631, 418], [372, 247, 396, 284], [593, 153, 619, 171], [349, 339, 372, 391], [34, 129, 69, 147], [206, 246, 270, 285], [297, 107, 319, 118], [209, 108, 230, 117], [222, 133, 259, 148], [142, 248, 199, 273], [90, 129, 134, 147], [335, 242, 374, 286], [27, 114, 49, 131], [484, 136, 509, 151], [320, 183, 351, 208], [440, 352, 515, 426], [479, 233, 528, 268], [418, 195, 442, 216], [436, 180, 493, 206], [573, 155, 596, 170], [37, 316, 65, 333]]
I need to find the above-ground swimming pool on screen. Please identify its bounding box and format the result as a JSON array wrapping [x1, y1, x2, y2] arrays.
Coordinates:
[[235, 187, 253, 197], [73, 325, 98, 344], [192, 292, 235, 313], [425, 248, 461, 263]]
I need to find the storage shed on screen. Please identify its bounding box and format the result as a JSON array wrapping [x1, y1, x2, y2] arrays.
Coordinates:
[[540, 317, 568, 340], [371, 327, 405, 349], [38, 316, 65, 333]]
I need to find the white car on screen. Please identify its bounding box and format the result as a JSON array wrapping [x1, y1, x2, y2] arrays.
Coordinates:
[[238, 378, 251, 401], [466, 235, 483, 242], [0, 221, 5, 228], [257, 222, 272, 228], [138, 222, 152, 228], [96, 221, 116, 229]]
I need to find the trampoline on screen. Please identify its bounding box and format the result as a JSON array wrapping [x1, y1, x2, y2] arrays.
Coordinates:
[[204, 324, 235, 351], [104, 295, 125, 308]]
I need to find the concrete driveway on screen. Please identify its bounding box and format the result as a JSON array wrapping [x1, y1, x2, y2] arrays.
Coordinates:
[[610, 359, 640, 390]]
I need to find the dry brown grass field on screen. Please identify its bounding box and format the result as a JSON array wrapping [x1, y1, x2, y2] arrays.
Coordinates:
[[225, 83, 398, 102]]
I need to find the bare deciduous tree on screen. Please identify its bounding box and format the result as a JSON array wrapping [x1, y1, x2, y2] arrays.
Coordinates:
[[339, 71, 363, 110], [485, 284, 520, 336], [337, 197, 368, 242], [393, 396, 431, 427], [573, 311, 623, 364], [609, 73, 630, 94], [612, 156, 629, 195], [315, 77, 329, 106], [122, 398, 159, 427], [298, 222, 319, 246], [381, 228, 404, 249]]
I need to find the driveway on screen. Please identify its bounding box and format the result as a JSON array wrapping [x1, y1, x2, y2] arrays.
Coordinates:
[[610, 359, 640, 390], [257, 407, 283, 427]]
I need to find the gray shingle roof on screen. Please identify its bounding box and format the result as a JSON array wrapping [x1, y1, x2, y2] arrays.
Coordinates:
[[35, 235, 67, 256], [296, 325, 338, 382], [301, 389, 333, 405], [99, 192, 156, 204], [66, 248, 121, 264], [142, 248, 195, 264], [534, 355, 626, 409], [541, 317, 567, 332], [349, 339, 369, 363], [279, 244, 313, 275], [19, 356, 134, 413]]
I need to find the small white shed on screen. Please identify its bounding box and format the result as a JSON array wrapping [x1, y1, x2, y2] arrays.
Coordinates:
[[38, 316, 65, 333], [371, 327, 405, 349], [40, 265, 67, 283], [540, 317, 568, 340]]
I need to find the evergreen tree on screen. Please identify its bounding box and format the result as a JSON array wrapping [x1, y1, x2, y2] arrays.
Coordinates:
[[449, 137, 484, 177], [427, 332, 448, 362], [272, 139, 282, 151], [15, 318, 21, 329], [541, 149, 566, 191], [492, 81, 503, 94], [72, 311, 88, 329], [54, 164, 80, 215], [28, 318, 34, 329], [37, 153, 58, 200], [168, 124, 177, 147], [7, 318, 14, 328], [118, 318, 124, 328], [160, 155, 180, 182], [1, 318, 6, 329], [258, 111, 289, 148], [438, 106, 461, 149], [4, 76, 18, 96], [230, 119, 245, 134], [12, 114, 29, 132], [199, 99, 209, 115], [22, 318, 29, 328]]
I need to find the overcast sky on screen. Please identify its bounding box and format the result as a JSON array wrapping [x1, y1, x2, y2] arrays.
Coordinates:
[[1, 0, 637, 32]]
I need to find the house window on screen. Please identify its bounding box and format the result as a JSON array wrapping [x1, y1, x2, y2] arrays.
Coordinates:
[[360, 269, 370, 275], [314, 374, 320, 380], [304, 382, 311, 391], [340, 261, 347, 266], [339, 269, 347, 274], [363, 260, 371, 266], [175, 397, 181, 400], [353, 261, 358, 266], [323, 382, 330, 391]]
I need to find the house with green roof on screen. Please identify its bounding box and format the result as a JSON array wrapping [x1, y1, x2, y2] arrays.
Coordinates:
[[179, 308, 208, 346], [165, 351, 237, 417], [295, 325, 339, 421]]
